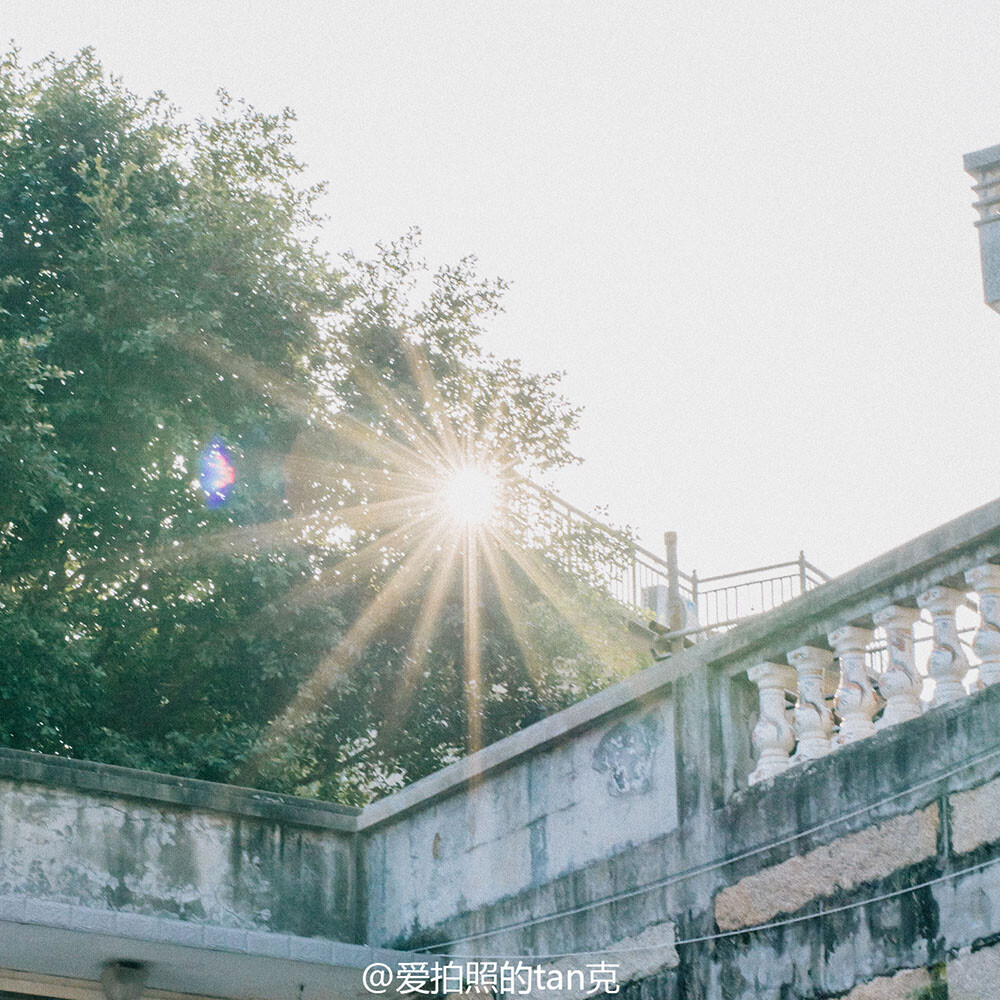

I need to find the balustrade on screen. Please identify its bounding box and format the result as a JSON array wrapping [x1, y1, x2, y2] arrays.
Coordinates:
[[745, 561, 1000, 785], [871, 605, 922, 728], [967, 564, 1000, 686], [747, 662, 797, 784], [787, 646, 835, 761], [828, 626, 877, 745]]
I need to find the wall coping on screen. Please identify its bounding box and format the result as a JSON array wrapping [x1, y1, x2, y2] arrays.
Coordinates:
[[0, 747, 360, 832], [965, 143, 1000, 173]]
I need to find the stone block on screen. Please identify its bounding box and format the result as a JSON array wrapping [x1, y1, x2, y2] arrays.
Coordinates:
[[714, 805, 939, 930], [948, 942, 1000, 1000], [951, 776, 1000, 855], [202, 924, 249, 952], [843, 967, 931, 999]]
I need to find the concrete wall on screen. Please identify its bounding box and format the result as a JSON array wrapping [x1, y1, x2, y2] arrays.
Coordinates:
[[681, 684, 1000, 999], [360, 697, 678, 947], [0, 750, 361, 943], [358, 667, 1000, 999], [350, 494, 1000, 998]]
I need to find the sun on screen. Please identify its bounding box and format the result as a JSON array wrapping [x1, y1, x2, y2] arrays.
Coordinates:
[[441, 465, 499, 526], [194, 334, 621, 772]]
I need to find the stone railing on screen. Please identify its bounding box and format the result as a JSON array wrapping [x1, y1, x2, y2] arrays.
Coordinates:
[[747, 562, 1000, 784]]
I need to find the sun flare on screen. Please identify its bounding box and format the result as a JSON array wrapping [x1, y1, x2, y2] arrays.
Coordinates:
[[441, 465, 498, 526], [193, 337, 626, 779]]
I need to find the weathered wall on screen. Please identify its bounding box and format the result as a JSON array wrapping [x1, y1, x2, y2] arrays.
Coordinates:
[[351, 496, 1000, 999], [0, 750, 361, 942], [360, 697, 679, 947], [364, 681, 1000, 999], [671, 683, 1000, 1000]]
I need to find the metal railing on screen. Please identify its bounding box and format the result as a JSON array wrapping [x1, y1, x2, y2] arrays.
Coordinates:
[[506, 477, 830, 635], [693, 557, 830, 631]]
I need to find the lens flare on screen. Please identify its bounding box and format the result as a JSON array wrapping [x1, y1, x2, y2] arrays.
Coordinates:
[[199, 437, 236, 508], [170, 333, 645, 783], [442, 466, 498, 526]]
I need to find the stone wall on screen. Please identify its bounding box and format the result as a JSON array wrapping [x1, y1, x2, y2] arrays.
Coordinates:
[[352, 495, 1000, 998], [360, 697, 679, 947], [362, 679, 1000, 999]]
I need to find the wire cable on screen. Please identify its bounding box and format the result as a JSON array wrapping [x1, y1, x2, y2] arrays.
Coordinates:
[[413, 738, 1000, 954], [453, 853, 1000, 962]]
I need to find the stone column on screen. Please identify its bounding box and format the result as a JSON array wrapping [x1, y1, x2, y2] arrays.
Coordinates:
[[872, 605, 923, 728], [788, 646, 835, 760], [828, 626, 877, 745], [747, 662, 798, 784], [917, 586, 971, 706], [966, 564, 1000, 686]]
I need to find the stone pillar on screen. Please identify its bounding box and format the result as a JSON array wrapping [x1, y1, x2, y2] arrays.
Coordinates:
[[788, 646, 835, 760], [872, 605, 923, 729], [747, 662, 798, 784], [828, 626, 877, 745], [966, 564, 1000, 686], [917, 586, 971, 706]]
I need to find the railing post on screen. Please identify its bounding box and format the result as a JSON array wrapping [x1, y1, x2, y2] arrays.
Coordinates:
[[917, 586, 971, 706], [828, 625, 878, 744], [872, 605, 923, 728], [798, 550, 807, 593], [788, 646, 835, 760], [966, 564, 1000, 686], [691, 569, 699, 624], [664, 531, 683, 654], [747, 662, 798, 784]]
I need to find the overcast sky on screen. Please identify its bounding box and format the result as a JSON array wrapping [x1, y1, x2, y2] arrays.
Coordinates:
[[7, 1, 1000, 581]]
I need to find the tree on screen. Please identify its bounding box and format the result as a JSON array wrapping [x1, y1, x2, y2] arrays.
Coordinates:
[[0, 48, 647, 803], [244, 232, 649, 803]]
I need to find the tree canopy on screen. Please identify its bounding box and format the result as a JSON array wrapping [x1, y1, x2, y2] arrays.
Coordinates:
[[0, 48, 647, 804]]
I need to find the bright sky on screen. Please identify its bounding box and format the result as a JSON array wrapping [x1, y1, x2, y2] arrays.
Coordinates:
[[7, 1, 1000, 581]]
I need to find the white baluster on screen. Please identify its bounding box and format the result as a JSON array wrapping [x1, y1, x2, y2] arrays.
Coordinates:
[[788, 646, 835, 760], [828, 626, 877, 744], [966, 565, 1000, 686], [917, 587, 971, 706], [747, 662, 798, 784], [872, 605, 923, 728]]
